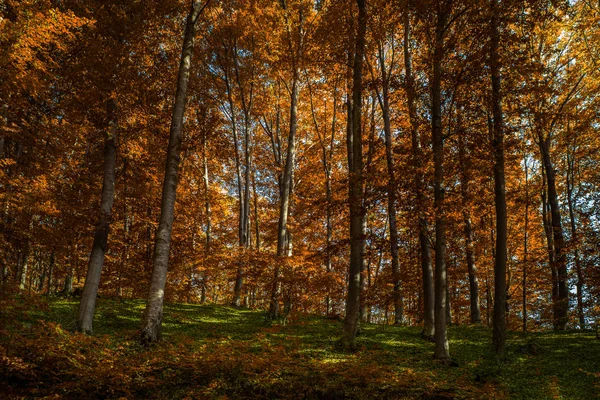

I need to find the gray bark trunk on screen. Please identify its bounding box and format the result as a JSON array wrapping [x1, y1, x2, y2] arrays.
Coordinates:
[[18, 242, 30, 291], [404, 6, 434, 339], [539, 137, 568, 330], [522, 154, 529, 332], [432, 1, 450, 361], [308, 81, 336, 314], [140, 0, 206, 343], [342, 0, 367, 350], [269, 77, 298, 318], [375, 44, 403, 325], [77, 115, 117, 333], [269, 4, 302, 318], [458, 122, 481, 324], [566, 151, 584, 328]]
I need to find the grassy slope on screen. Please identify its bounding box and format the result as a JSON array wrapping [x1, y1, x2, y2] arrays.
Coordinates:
[[1, 296, 599, 399]]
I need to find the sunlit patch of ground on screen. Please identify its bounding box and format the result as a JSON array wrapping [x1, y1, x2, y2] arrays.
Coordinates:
[[1, 295, 598, 399]]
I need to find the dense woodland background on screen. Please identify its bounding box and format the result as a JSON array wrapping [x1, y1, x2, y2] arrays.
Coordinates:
[[2, 0, 600, 361]]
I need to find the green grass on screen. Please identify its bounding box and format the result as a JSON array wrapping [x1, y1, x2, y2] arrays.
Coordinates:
[[1, 296, 599, 399]]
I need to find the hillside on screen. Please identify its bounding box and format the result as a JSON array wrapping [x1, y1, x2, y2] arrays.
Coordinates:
[[1, 296, 598, 399]]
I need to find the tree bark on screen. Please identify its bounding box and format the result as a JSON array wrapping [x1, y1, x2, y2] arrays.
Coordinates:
[[231, 40, 254, 306], [404, 4, 434, 339], [375, 43, 403, 325], [431, 1, 450, 361], [490, 0, 508, 356], [77, 109, 117, 333], [269, 75, 298, 318], [342, 0, 367, 350], [140, 0, 207, 343], [46, 251, 54, 295], [308, 81, 336, 314], [269, 4, 302, 319], [541, 167, 558, 314], [566, 149, 584, 328], [18, 242, 30, 291], [458, 127, 481, 324], [522, 153, 529, 332], [539, 136, 568, 330]]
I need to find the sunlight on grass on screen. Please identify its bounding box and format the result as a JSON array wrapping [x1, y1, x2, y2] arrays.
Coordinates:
[[3, 296, 598, 400]]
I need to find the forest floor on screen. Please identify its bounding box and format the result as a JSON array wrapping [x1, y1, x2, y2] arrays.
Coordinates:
[[1, 295, 599, 399]]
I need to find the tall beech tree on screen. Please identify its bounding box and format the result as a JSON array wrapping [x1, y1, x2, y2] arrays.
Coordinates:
[[77, 101, 117, 333], [140, 0, 210, 343], [490, 0, 507, 356], [342, 0, 367, 350], [430, 0, 451, 362], [404, 4, 435, 339]]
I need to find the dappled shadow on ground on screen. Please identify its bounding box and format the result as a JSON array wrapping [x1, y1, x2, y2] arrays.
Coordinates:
[[1, 296, 599, 399]]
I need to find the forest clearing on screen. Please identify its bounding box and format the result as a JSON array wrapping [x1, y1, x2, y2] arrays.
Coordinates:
[[1, 296, 599, 399], [2, 0, 600, 398]]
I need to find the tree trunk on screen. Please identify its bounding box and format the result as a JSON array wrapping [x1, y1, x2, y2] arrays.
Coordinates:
[[231, 43, 254, 306], [269, 4, 303, 318], [375, 44, 403, 325], [342, 0, 367, 350], [252, 171, 259, 250], [541, 168, 558, 317], [432, 1, 450, 361], [77, 109, 117, 333], [308, 81, 336, 315], [140, 0, 206, 344], [404, 5, 434, 339], [203, 131, 211, 302], [18, 242, 30, 291], [458, 129, 481, 324], [539, 136, 568, 330], [269, 76, 298, 318], [566, 150, 584, 328], [522, 154, 529, 332], [46, 251, 54, 295], [490, 0, 508, 356]]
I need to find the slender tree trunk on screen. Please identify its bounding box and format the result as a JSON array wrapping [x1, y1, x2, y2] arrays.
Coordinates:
[[566, 151, 584, 328], [541, 167, 558, 318], [231, 44, 254, 306], [431, 1, 450, 361], [19, 242, 30, 291], [252, 171, 259, 251], [522, 154, 529, 332], [140, 0, 207, 343], [375, 45, 403, 325], [342, 0, 367, 350], [458, 130, 481, 324], [46, 251, 54, 295], [203, 133, 211, 257], [490, 0, 508, 356], [309, 81, 336, 315], [63, 251, 74, 296], [77, 110, 117, 333], [539, 137, 568, 330], [269, 76, 298, 318], [404, 5, 434, 339], [269, 4, 303, 318], [38, 257, 46, 292]]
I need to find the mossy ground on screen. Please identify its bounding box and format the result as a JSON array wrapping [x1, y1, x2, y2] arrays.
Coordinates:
[[1, 295, 598, 399]]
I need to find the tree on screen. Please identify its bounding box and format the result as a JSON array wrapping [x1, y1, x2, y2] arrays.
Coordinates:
[[140, 0, 210, 343], [490, 0, 507, 356], [342, 0, 367, 350]]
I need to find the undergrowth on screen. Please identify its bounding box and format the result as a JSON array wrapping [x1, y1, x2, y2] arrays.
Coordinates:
[[1, 295, 598, 399]]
